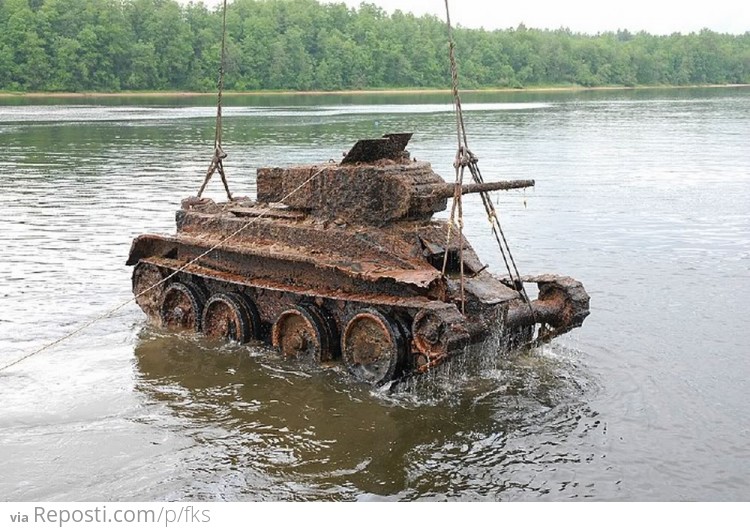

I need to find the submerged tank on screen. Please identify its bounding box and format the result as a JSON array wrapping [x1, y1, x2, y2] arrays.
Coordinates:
[[127, 133, 589, 384]]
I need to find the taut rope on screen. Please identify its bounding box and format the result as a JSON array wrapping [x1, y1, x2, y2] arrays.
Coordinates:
[[442, 0, 536, 319], [0, 166, 329, 373], [197, 0, 233, 200]]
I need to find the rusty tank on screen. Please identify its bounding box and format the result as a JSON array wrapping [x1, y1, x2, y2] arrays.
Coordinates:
[[127, 133, 589, 385]]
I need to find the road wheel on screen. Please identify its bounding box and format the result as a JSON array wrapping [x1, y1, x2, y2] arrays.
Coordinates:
[[202, 292, 261, 343], [342, 309, 405, 385], [272, 305, 336, 361], [160, 282, 205, 332]]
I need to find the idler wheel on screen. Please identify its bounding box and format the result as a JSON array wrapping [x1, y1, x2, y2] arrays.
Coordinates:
[[202, 292, 261, 343], [160, 282, 205, 332], [132, 262, 167, 320], [272, 305, 336, 361], [342, 309, 405, 385]]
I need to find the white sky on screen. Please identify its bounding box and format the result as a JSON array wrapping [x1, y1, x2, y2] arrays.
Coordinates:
[[194, 0, 749, 35]]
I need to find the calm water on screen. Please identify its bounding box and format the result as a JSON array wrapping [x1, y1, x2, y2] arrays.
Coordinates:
[[1, 88, 749, 501]]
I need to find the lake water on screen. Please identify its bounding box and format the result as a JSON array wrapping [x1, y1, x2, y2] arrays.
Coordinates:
[[1, 88, 749, 501]]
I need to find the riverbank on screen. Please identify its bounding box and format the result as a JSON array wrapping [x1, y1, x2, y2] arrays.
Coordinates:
[[2, 84, 749, 98]]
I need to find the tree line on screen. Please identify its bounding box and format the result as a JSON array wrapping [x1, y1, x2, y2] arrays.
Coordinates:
[[1, 0, 748, 93]]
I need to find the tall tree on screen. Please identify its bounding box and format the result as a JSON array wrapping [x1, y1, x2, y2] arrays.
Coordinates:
[[0, 0, 747, 92]]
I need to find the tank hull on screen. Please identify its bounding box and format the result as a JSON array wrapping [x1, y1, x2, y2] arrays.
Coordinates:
[[128, 196, 589, 384], [129, 136, 588, 383]]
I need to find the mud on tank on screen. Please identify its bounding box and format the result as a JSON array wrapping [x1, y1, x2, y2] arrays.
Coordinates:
[[127, 133, 589, 385]]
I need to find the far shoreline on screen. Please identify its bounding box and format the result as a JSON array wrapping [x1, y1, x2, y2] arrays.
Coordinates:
[[1, 84, 749, 99]]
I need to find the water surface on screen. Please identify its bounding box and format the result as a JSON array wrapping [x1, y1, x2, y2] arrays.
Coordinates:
[[1, 87, 749, 500]]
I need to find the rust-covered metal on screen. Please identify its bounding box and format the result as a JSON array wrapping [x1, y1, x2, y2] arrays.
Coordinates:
[[341, 132, 413, 164], [128, 133, 590, 384]]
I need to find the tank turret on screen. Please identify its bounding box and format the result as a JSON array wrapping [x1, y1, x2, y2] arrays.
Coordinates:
[[127, 133, 589, 385], [256, 134, 534, 226]]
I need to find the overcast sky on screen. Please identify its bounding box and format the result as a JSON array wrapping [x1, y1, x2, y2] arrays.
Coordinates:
[[194, 0, 749, 35]]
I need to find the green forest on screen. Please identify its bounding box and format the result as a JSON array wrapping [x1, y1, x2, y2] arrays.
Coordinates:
[[1, 0, 749, 93]]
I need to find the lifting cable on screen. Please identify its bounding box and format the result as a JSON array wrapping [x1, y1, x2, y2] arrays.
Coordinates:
[[1, 0, 242, 373], [442, 0, 468, 313], [197, 0, 233, 200], [441, 0, 536, 319], [0, 166, 328, 374]]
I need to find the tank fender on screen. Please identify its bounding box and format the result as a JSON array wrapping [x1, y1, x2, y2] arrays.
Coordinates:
[[126, 234, 179, 266]]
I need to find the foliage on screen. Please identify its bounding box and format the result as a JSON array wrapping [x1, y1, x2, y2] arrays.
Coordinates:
[[0, 0, 748, 92]]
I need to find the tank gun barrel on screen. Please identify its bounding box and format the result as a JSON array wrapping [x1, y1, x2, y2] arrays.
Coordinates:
[[432, 179, 535, 199]]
